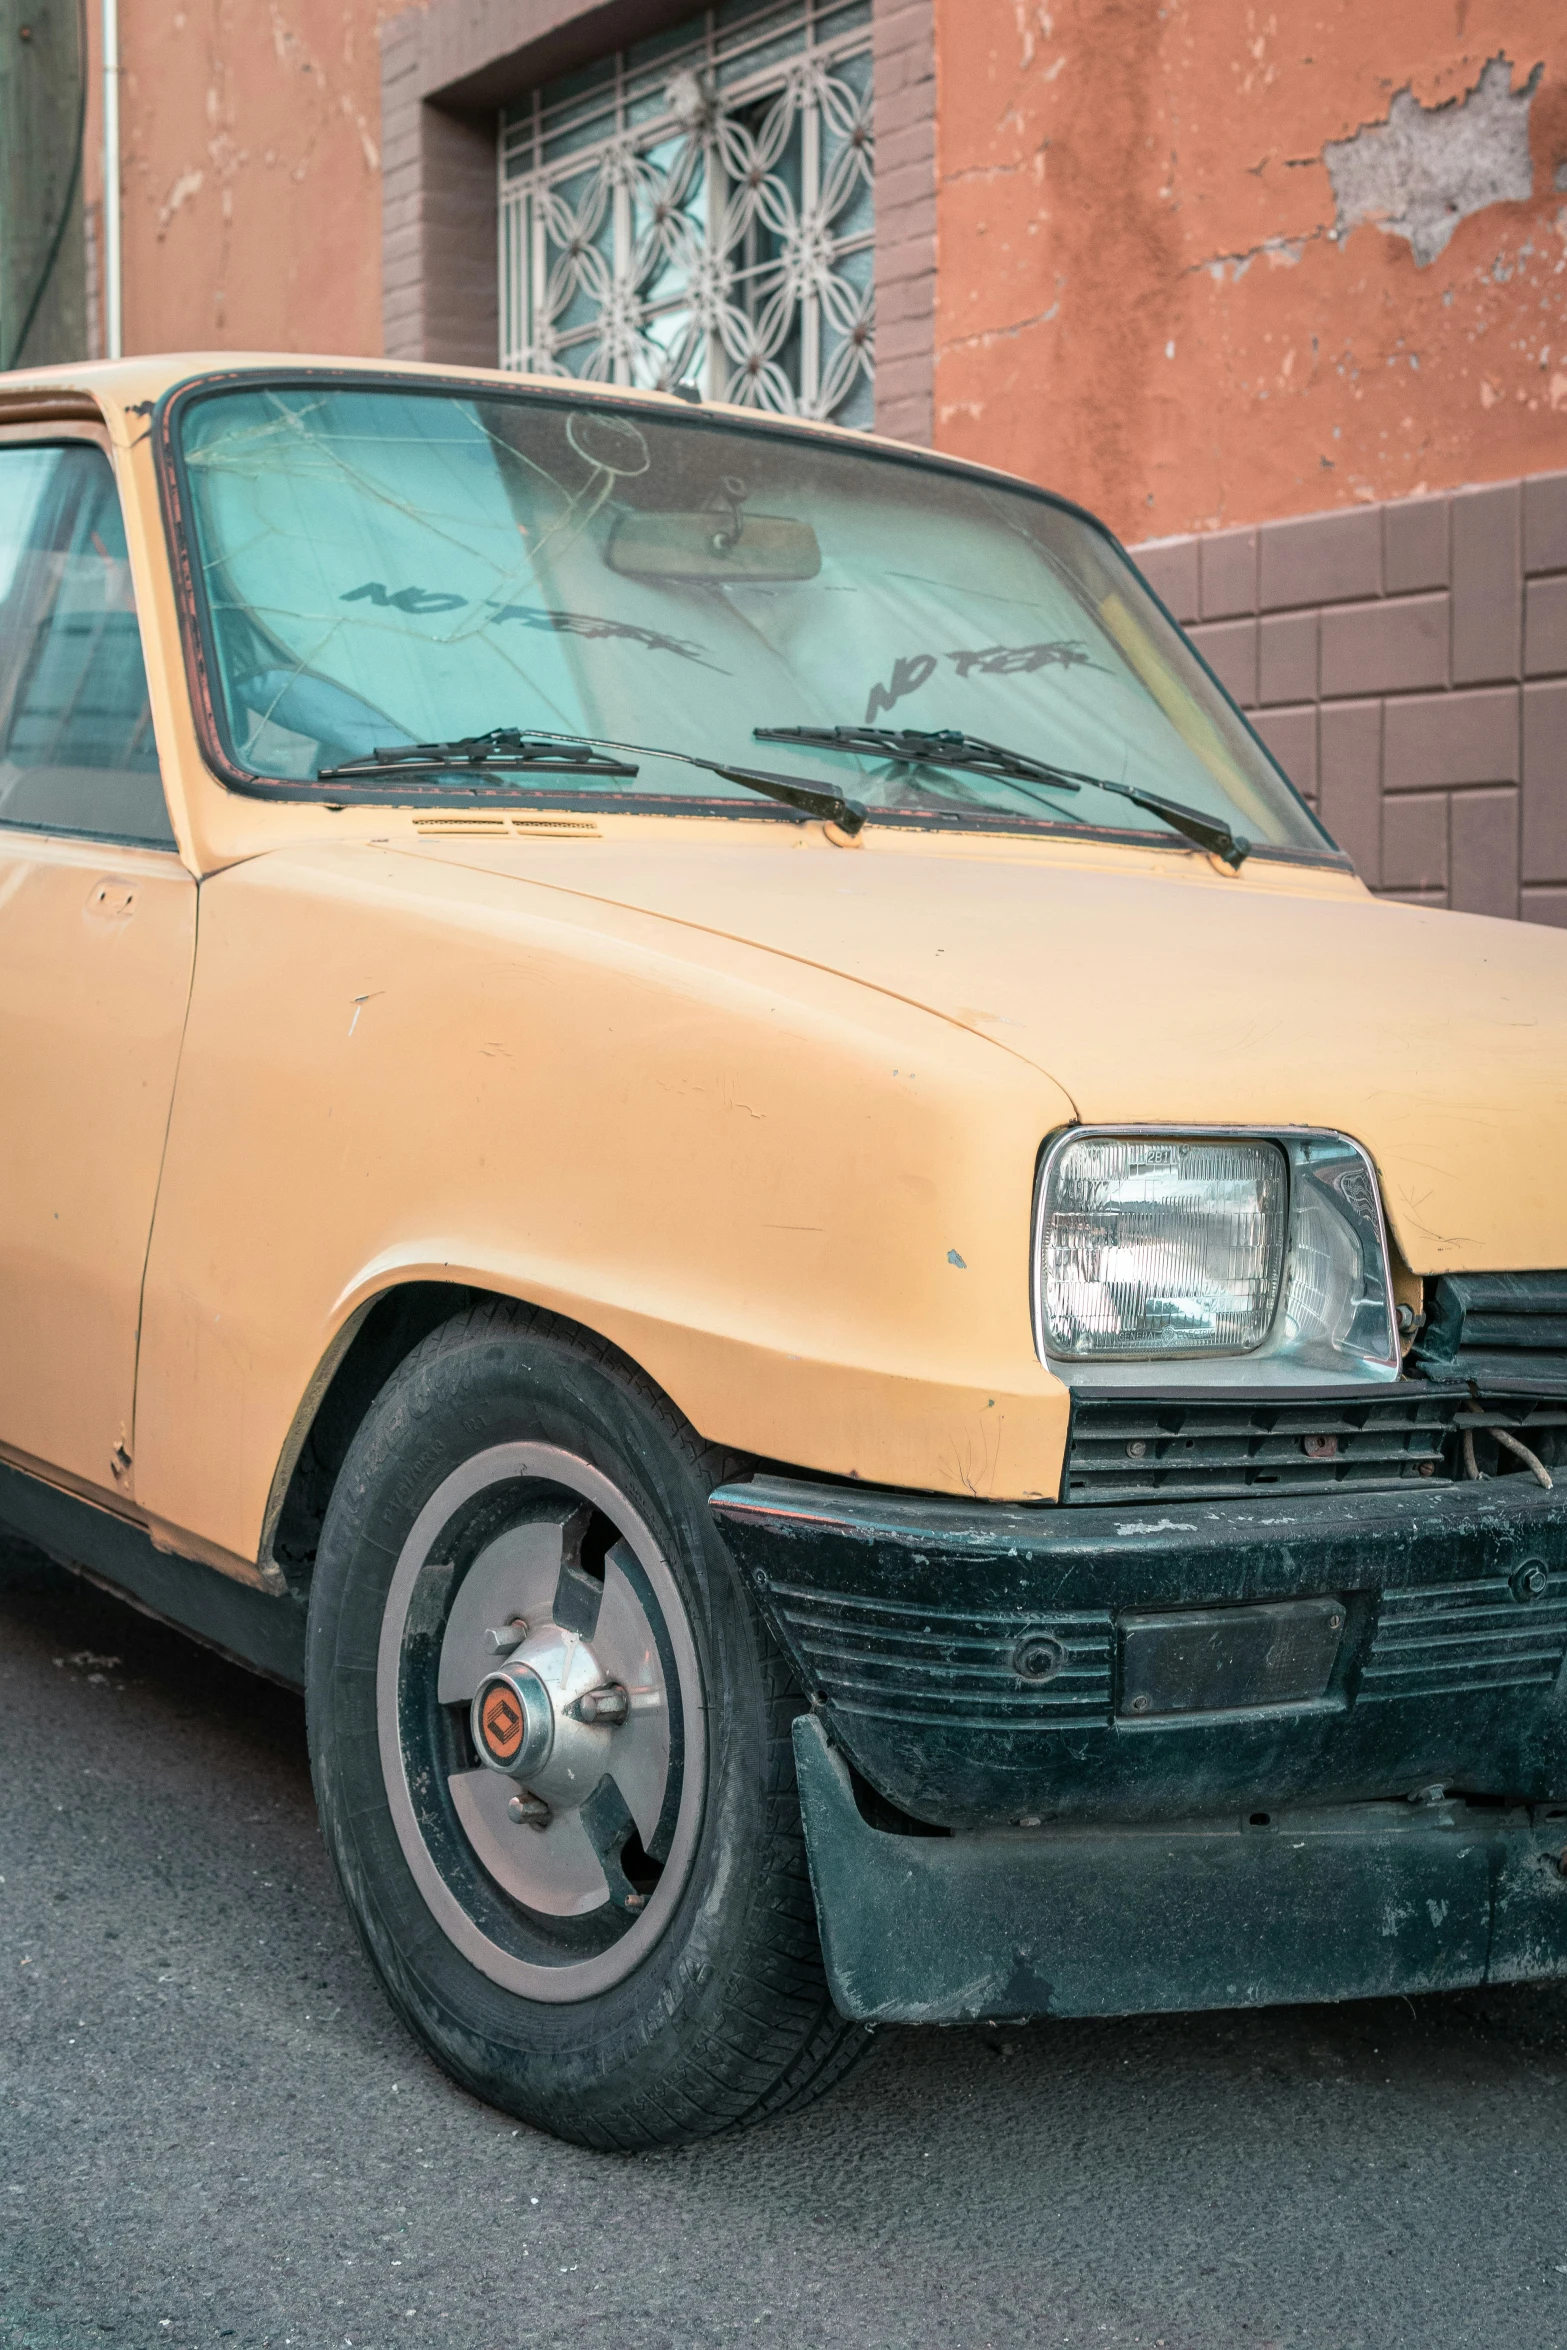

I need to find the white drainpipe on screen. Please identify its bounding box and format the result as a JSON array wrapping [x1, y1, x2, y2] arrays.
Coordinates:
[[102, 0, 121, 358]]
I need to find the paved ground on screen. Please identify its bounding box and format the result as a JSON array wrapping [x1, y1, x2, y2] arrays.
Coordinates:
[[6, 1540, 1567, 2350]]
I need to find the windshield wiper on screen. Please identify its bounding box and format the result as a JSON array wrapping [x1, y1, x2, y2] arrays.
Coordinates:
[[323, 724, 869, 834], [318, 729, 640, 783], [754, 724, 1250, 869], [690, 758, 867, 835], [507, 727, 868, 837]]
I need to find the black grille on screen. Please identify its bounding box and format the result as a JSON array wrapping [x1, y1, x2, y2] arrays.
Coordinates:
[[1362, 1569, 1567, 1701], [1065, 1392, 1463, 1504], [1065, 1390, 1567, 1504], [1412, 1272, 1567, 1392], [765, 1583, 1114, 1729]]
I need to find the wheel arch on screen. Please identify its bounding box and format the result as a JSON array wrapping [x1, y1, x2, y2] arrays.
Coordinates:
[[261, 1280, 471, 1598], [259, 1279, 750, 1601]]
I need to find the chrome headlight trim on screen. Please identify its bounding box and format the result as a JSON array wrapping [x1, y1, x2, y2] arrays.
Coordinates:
[[1031, 1126, 1402, 1390]]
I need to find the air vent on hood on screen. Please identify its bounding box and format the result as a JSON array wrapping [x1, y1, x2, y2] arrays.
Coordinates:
[[408, 813, 601, 839], [412, 816, 507, 836]]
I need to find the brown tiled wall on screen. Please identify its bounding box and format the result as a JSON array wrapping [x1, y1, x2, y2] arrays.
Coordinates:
[[1132, 474, 1567, 929]]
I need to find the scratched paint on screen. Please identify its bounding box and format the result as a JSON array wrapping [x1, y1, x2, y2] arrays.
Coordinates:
[[933, 3, 1567, 540]]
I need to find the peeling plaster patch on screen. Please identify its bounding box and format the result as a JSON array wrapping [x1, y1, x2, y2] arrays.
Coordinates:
[[945, 147, 1049, 186], [1323, 55, 1541, 269], [156, 168, 205, 238], [1192, 235, 1310, 282], [340, 92, 380, 175]]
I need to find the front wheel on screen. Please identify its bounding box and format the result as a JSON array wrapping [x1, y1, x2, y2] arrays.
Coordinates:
[[305, 1301, 867, 2148]]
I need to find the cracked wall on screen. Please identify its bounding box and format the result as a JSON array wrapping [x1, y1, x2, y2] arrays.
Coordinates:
[[933, 4, 1567, 541], [107, 0, 390, 356]]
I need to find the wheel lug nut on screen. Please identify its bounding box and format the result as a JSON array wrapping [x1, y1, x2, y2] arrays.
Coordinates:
[[577, 1684, 629, 1725], [507, 1791, 550, 1830], [483, 1619, 528, 1654]]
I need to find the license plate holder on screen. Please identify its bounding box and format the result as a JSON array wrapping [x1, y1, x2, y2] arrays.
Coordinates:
[[1119, 1595, 1347, 1719]]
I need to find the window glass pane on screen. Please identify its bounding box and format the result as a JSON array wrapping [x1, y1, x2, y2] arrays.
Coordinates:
[[0, 444, 173, 846], [498, 0, 874, 426], [177, 382, 1327, 859]]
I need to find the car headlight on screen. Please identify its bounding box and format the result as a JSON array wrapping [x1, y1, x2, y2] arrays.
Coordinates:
[[1034, 1128, 1400, 1388]]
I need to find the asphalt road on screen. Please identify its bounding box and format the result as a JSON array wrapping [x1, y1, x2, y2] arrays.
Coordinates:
[[6, 1537, 1567, 2350]]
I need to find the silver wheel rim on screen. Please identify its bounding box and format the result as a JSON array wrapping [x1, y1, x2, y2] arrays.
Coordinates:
[[375, 1443, 706, 2002]]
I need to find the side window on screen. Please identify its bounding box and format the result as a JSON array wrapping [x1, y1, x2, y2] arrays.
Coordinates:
[[0, 442, 175, 847]]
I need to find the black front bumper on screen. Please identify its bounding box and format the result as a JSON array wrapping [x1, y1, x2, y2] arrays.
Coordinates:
[[709, 1473, 1567, 2022], [711, 1473, 1567, 1829]]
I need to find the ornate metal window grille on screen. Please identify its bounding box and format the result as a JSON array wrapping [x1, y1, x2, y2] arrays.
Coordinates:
[[499, 1, 874, 428]]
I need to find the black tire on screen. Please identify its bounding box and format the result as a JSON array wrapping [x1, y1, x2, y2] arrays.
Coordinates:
[[305, 1298, 868, 2149]]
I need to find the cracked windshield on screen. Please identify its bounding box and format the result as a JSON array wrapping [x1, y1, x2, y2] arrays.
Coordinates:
[[180, 382, 1323, 851]]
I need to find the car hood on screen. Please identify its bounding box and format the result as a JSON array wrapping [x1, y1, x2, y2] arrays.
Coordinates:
[[413, 828, 1567, 1273]]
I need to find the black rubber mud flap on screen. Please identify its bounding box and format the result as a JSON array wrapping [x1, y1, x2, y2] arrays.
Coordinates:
[[792, 1713, 1567, 2025]]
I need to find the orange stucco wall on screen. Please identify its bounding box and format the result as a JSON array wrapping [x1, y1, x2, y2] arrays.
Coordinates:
[[85, 0, 1567, 535], [105, 1, 387, 358], [933, 3, 1567, 542]]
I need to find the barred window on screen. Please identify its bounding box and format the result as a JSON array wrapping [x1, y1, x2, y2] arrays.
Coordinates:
[[499, 0, 874, 427]]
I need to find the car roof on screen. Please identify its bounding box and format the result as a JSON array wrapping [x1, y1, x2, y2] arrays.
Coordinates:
[[0, 350, 1123, 573], [0, 350, 912, 457]]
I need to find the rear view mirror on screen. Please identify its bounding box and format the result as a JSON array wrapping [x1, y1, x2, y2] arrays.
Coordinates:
[[606, 509, 821, 583]]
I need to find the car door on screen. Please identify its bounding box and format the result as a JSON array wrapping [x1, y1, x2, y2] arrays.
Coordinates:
[[0, 427, 197, 1504]]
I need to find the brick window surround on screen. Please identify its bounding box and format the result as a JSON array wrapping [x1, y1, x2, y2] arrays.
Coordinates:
[[1133, 474, 1567, 930], [380, 0, 936, 445]]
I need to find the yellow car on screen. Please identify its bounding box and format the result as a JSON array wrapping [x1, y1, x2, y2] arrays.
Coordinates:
[[3, 354, 1565, 2149]]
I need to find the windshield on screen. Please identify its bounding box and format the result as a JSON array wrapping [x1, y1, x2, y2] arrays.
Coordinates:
[[175, 380, 1328, 856]]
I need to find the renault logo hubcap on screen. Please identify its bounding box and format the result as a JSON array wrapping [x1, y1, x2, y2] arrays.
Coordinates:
[[471, 1663, 555, 1781]]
